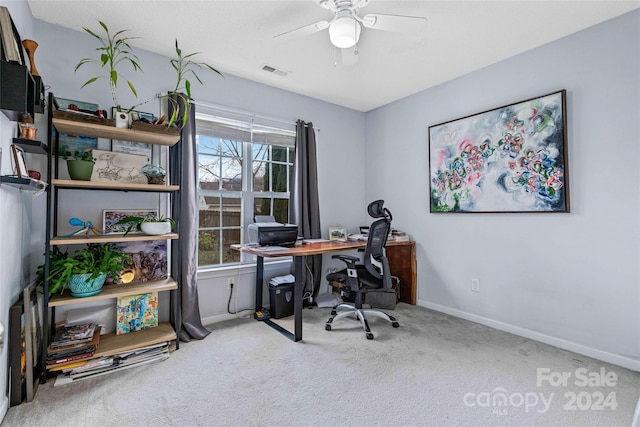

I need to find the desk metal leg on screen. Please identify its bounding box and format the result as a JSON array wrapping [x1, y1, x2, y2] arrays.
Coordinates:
[[255, 256, 264, 314], [293, 255, 303, 342], [255, 254, 304, 342]]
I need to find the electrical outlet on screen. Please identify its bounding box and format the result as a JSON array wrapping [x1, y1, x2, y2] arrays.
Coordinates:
[[471, 278, 480, 292], [228, 278, 234, 288]]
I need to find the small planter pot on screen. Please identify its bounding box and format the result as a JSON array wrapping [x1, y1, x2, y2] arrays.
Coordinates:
[[67, 273, 107, 297], [66, 160, 94, 181], [115, 111, 130, 128], [141, 221, 172, 235]]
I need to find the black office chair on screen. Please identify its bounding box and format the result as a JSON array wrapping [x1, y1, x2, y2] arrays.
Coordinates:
[[325, 200, 399, 339]]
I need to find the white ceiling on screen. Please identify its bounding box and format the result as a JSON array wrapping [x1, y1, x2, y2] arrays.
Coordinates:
[[28, 0, 639, 112]]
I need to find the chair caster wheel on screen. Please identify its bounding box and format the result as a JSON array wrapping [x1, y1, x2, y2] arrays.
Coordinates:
[[366, 333, 374, 340], [392, 322, 399, 328], [331, 310, 337, 315], [325, 325, 332, 331]]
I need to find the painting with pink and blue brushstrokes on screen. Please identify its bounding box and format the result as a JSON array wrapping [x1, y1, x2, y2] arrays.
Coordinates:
[[429, 90, 568, 213]]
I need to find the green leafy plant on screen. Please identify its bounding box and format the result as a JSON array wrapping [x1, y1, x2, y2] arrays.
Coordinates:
[[63, 149, 96, 163], [36, 244, 132, 294], [75, 21, 142, 111], [165, 39, 223, 128], [115, 215, 176, 236], [127, 39, 223, 129]]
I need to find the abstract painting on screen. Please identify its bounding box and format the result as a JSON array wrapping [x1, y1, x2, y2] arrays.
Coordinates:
[[429, 90, 568, 213], [116, 292, 158, 335]]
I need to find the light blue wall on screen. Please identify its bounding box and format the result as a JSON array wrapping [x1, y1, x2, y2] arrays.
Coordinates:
[[27, 20, 368, 320], [365, 10, 640, 369]]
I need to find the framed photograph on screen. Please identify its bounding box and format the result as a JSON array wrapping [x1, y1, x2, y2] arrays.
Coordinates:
[[103, 209, 158, 234], [54, 98, 99, 154], [428, 90, 568, 213], [111, 240, 168, 282], [11, 144, 28, 177], [329, 226, 347, 241], [111, 108, 153, 160], [91, 149, 148, 184]]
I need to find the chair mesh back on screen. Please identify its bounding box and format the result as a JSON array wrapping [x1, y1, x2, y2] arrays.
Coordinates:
[[364, 217, 391, 279]]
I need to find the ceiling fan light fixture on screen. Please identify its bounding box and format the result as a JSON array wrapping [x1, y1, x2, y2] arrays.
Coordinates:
[[329, 16, 361, 48]]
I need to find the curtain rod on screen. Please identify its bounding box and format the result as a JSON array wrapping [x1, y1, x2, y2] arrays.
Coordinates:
[[195, 100, 294, 128], [195, 100, 320, 133]]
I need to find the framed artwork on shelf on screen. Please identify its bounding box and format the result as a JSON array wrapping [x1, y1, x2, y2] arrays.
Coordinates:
[[54, 97, 99, 154], [111, 240, 168, 283], [90, 149, 148, 184], [103, 209, 158, 234], [428, 89, 568, 213], [8, 297, 25, 406], [111, 108, 153, 160], [23, 282, 42, 402], [329, 226, 347, 241], [10, 144, 28, 177], [116, 292, 159, 335]]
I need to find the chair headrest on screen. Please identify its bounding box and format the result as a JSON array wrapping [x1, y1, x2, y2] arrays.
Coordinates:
[[368, 200, 392, 221]]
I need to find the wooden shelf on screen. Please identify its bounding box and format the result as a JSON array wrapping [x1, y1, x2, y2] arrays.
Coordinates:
[[94, 323, 176, 358], [13, 138, 48, 154], [52, 118, 180, 146], [52, 179, 178, 192], [0, 176, 46, 191], [51, 233, 178, 245], [48, 278, 178, 307]]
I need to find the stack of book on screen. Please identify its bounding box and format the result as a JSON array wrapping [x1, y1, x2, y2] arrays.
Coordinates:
[[54, 342, 170, 386], [46, 323, 101, 370]]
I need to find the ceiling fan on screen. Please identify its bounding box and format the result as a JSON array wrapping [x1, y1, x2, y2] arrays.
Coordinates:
[[274, 0, 428, 51]]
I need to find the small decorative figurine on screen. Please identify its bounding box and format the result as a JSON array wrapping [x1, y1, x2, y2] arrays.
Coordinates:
[[59, 217, 110, 238]]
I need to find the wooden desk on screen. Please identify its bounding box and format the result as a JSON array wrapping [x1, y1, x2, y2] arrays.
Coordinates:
[[234, 240, 416, 342]]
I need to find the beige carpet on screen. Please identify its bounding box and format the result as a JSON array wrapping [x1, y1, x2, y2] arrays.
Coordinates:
[[2, 304, 639, 426]]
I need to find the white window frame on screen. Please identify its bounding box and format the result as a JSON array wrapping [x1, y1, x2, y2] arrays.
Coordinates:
[[195, 105, 295, 269]]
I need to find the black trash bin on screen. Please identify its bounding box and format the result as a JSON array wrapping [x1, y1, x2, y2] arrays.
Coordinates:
[[269, 281, 294, 319]]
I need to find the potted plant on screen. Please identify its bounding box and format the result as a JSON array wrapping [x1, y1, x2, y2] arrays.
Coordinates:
[[75, 21, 142, 127], [164, 39, 223, 129], [64, 149, 96, 181], [116, 215, 176, 236], [127, 39, 223, 130], [36, 244, 132, 297]]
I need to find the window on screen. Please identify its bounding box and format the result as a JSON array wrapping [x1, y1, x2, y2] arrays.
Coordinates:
[[196, 109, 295, 267]]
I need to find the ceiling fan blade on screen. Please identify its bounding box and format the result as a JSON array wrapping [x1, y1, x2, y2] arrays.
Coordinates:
[[273, 20, 330, 42], [361, 13, 427, 32]]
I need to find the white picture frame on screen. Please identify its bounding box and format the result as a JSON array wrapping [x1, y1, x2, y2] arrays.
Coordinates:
[[11, 144, 28, 177], [329, 226, 347, 241], [90, 149, 148, 184]]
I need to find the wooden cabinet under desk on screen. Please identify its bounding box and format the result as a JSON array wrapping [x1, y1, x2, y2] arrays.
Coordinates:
[[385, 241, 417, 305]]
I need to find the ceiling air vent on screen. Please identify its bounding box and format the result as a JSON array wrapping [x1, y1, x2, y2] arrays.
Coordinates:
[[261, 64, 289, 77]]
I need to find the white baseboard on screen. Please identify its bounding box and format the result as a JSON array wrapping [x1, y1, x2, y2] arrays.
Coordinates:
[[0, 395, 8, 424], [419, 299, 640, 372]]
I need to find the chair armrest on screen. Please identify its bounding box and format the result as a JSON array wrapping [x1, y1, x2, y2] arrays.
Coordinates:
[[331, 254, 359, 268]]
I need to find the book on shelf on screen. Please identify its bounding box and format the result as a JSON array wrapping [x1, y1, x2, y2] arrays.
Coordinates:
[[53, 342, 170, 386], [0, 7, 21, 64], [47, 326, 101, 354], [49, 322, 99, 348], [45, 346, 95, 368]]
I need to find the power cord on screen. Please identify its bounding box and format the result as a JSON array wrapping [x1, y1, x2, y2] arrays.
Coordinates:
[[227, 282, 253, 316]]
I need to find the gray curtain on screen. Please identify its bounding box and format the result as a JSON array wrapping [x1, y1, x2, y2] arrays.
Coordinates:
[[289, 120, 322, 301], [169, 94, 210, 341]]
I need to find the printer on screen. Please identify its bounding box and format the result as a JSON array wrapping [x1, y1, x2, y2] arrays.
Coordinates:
[[248, 222, 299, 247]]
